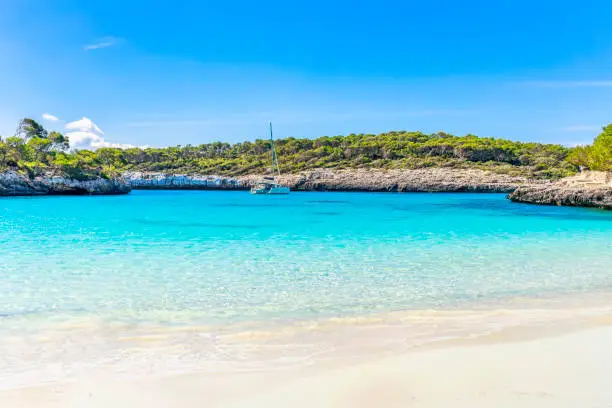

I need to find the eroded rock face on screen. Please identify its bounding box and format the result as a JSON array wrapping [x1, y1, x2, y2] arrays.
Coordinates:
[[0, 171, 131, 196], [260, 169, 537, 193], [507, 171, 612, 209], [123, 172, 247, 189], [125, 168, 539, 193]]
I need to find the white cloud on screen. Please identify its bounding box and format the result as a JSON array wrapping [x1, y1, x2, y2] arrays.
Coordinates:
[[561, 125, 602, 132], [83, 36, 123, 51], [65, 131, 133, 150], [64, 117, 135, 150], [65, 117, 104, 135], [42, 113, 60, 122]]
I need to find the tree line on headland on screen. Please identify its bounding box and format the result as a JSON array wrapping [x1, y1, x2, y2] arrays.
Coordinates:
[[1, 118, 610, 181], [566, 124, 612, 172]]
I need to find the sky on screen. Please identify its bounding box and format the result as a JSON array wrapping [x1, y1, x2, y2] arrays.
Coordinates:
[[1, 0, 612, 149]]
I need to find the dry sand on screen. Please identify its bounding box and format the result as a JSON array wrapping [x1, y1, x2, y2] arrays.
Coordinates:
[[2, 324, 612, 408]]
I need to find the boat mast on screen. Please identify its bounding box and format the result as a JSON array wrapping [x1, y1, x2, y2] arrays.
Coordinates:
[[269, 122, 274, 177]]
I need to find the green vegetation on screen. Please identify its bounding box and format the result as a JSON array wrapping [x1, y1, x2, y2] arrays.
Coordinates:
[[4, 118, 610, 180], [94, 131, 577, 179], [567, 124, 612, 171], [0, 118, 111, 180]]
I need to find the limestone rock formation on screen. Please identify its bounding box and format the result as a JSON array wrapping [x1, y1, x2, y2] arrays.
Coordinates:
[[125, 168, 538, 193], [508, 171, 612, 209], [0, 171, 131, 196]]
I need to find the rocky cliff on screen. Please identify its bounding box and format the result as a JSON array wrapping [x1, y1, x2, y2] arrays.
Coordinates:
[[125, 168, 539, 193], [0, 171, 131, 196], [124, 172, 247, 190], [507, 171, 612, 209]]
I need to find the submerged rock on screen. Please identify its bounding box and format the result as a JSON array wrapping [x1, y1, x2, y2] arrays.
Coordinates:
[[508, 171, 612, 209], [0, 170, 131, 196]]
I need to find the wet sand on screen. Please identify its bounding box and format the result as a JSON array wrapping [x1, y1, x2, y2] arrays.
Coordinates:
[[2, 323, 612, 408]]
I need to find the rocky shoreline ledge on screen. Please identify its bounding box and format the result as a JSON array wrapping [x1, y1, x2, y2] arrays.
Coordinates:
[[4, 168, 610, 210], [124, 168, 540, 193], [0, 171, 131, 197], [508, 171, 612, 209]]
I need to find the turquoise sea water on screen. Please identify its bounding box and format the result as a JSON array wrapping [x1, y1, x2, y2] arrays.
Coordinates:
[[1, 191, 612, 385]]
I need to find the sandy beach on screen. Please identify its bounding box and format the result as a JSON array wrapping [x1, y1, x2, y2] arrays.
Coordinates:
[[2, 320, 612, 408]]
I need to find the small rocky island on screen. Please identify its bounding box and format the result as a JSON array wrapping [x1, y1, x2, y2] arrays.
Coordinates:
[[508, 171, 612, 210]]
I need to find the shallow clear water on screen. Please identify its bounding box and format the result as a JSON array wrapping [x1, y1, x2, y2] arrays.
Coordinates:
[[1, 191, 612, 385]]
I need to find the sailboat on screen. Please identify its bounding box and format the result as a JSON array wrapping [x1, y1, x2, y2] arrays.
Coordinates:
[[250, 123, 290, 195]]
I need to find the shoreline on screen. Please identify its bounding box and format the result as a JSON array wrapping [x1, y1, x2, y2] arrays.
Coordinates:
[[221, 324, 612, 408], [508, 170, 612, 209], [2, 289, 612, 398], [125, 168, 543, 193], [2, 310, 612, 408]]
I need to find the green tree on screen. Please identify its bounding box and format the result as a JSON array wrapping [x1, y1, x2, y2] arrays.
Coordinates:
[[17, 118, 48, 140], [566, 145, 591, 169], [27, 137, 53, 163], [5, 136, 28, 166], [0, 140, 8, 168], [48, 131, 70, 151], [589, 124, 612, 170]]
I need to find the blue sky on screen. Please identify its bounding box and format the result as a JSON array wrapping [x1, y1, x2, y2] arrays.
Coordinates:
[[1, 0, 612, 148]]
